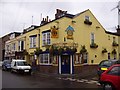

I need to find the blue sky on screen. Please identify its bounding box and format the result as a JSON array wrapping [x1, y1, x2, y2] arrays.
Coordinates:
[[0, 0, 119, 37]]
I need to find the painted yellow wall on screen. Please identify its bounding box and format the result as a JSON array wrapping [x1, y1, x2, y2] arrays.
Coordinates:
[[25, 9, 119, 65], [37, 9, 119, 64], [5, 9, 119, 65], [118, 36, 120, 58]]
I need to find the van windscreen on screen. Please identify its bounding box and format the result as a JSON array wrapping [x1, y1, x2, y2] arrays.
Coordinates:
[[17, 61, 28, 66]]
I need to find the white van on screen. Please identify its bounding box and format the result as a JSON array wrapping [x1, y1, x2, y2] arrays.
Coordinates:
[[11, 59, 32, 74]]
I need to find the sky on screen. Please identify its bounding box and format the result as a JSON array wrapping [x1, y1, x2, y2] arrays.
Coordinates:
[[0, 0, 120, 37]]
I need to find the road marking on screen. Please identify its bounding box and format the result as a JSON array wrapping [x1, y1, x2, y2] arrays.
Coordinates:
[[76, 79, 84, 83], [89, 80, 98, 83], [58, 77, 62, 80], [57, 77, 100, 86], [81, 79, 88, 82]]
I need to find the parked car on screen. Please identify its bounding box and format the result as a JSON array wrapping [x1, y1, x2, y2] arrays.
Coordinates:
[[97, 59, 120, 77], [99, 64, 120, 90], [2, 60, 11, 71], [11, 59, 32, 74], [0, 61, 2, 67]]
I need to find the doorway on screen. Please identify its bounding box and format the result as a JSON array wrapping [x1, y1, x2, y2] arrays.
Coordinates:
[[61, 55, 70, 74]]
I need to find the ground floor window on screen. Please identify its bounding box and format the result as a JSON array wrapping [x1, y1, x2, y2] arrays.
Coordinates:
[[74, 53, 88, 65], [82, 53, 88, 64], [39, 53, 51, 65]]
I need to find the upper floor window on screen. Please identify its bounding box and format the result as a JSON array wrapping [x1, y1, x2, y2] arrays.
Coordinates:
[[113, 37, 116, 42], [108, 35, 110, 40], [18, 40, 24, 51], [85, 16, 90, 21], [29, 35, 37, 48], [42, 31, 51, 46], [91, 32, 94, 44], [10, 34, 15, 39], [12, 43, 16, 51], [6, 45, 10, 51]]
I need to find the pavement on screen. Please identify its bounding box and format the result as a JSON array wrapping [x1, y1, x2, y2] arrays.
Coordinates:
[[33, 68, 99, 81], [32, 69, 100, 86]]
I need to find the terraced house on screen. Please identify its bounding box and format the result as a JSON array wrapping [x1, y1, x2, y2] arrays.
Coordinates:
[[5, 9, 120, 74]]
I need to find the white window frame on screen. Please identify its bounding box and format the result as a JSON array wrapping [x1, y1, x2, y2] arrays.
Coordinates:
[[80, 53, 88, 65], [91, 32, 95, 44], [12, 43, 16, 51], [42, 32, 51, 46], [30, 36, 36, 48], [85, 16, 90, 21], [39, 54, 51, 65], [18, 40, 24, 51]]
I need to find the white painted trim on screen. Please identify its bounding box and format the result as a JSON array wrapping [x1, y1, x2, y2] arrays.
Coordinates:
[[118, 1, 120, 26], [70, 55, 72, 74], [59, 55, 61, 74]]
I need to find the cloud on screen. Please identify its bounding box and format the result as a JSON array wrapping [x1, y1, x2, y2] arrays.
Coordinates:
[[0, 1, 119, 37]]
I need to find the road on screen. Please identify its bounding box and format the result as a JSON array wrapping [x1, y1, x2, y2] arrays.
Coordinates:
[[2, 70, 103, 89]]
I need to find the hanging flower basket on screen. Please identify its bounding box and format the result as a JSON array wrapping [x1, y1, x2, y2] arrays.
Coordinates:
[[80, 45, 87, 54], [34, 48, 42, 56], [90, 43, 98, 48], [23, 49, 29, 55], [84, 20, 92, 25], [112, 41, 119, 46], [102, 48, 107, 53], [72, 20, 76, 23], [112, 49, 117, 54]]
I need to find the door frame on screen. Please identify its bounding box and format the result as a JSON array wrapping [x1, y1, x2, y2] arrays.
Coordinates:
[[58, 55, 73, 74]]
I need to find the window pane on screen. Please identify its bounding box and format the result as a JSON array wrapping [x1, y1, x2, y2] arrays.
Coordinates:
[[85, 16, 89, 21], [30, 37, 36, 48], [40, 54, 50, 65], [91, 33, 94, 44]]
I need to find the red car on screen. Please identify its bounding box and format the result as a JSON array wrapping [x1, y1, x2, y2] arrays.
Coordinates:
[[99, 64, 120, 90]]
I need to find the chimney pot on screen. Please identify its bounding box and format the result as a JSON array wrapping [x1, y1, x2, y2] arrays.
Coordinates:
[[47, 16, 49, 22], [45, 18, 47, 22]]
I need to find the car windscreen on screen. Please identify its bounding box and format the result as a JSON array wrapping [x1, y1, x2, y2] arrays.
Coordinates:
[[17, 61, 29, 66], [99, 61, 113, 67], [4, 60, 11, 64]]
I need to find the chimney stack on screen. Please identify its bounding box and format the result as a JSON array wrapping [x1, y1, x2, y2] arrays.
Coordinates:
[[55, 9, 67, 19], [117, 25, 120, 35], [46, 16, 49, 22], [40, 16, 51, 25]]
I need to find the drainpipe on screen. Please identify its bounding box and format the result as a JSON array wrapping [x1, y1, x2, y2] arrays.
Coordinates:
[[37, 29, 40, 65], [38, 34, 40, 48], [38, 29, 40, 48]]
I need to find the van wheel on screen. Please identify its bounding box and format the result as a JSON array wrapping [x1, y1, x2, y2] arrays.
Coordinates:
[[11, 69, 13, 73], [103, 83, 114, 90], [28, 71, 31, 75]]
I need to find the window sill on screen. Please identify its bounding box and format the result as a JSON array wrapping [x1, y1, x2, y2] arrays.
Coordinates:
[[29, 47, 36, 49], [39, 63, 52, 66]]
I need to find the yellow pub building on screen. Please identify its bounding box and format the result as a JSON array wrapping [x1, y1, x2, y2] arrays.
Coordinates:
[[5, 9, 119, 74]]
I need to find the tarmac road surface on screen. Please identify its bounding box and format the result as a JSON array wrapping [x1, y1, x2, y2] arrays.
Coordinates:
[[2, 70, 103, 89]]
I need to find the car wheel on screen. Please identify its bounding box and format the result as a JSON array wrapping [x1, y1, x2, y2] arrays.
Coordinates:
[[103, 83, 114, 90], [3, 66, 7, 71]]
